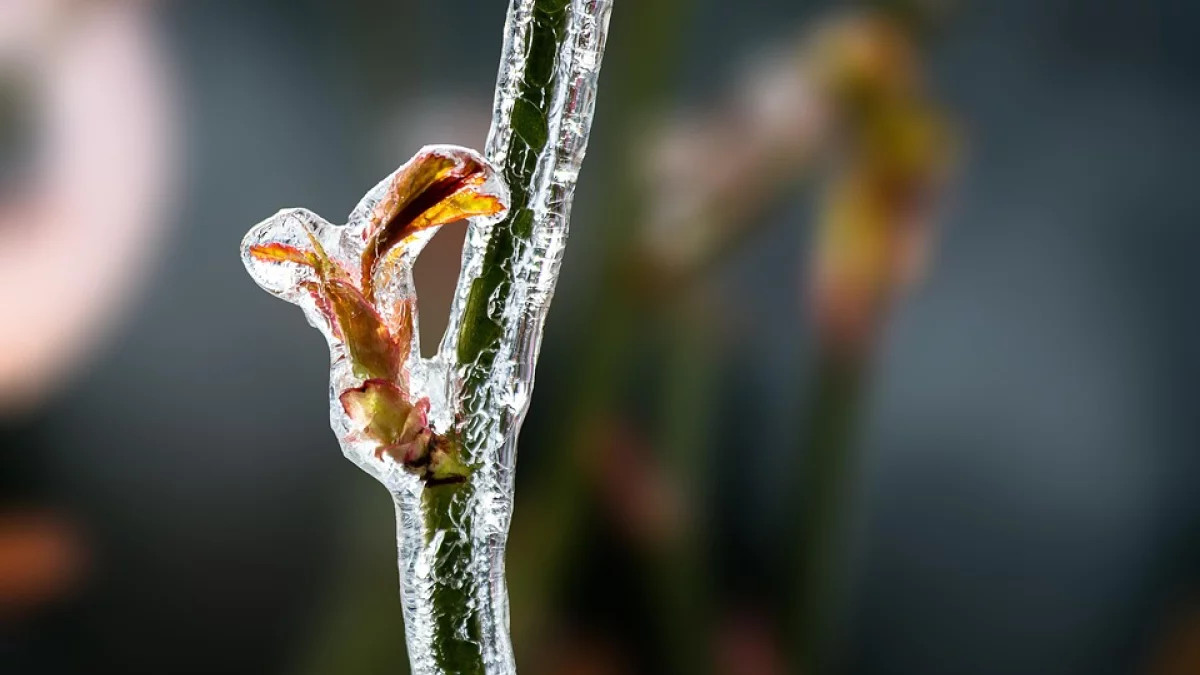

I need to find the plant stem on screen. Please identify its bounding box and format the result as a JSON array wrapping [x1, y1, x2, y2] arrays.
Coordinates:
[[652, 303, 719, 675], [788, 353, 867, 675], [455, 0, 572, 368], [501, 0, 688, 655], [398, 2, 614, 674], [421, 483, 484, 675]]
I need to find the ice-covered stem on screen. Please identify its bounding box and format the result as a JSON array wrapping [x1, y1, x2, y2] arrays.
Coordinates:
[[239, 2, 611, 672], [450, 0, 612, 366], [421, 1, 612, 673]]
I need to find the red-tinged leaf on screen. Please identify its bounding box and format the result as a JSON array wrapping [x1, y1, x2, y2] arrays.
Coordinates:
[[340, 380, 415, 445], [406, 398, 430, 440], [248, 242, 316, 267], [368, 152, 462, 240], [247, 223, 353, 288], [324, 279, 402, 381], [342, 384, 436, 470], [377, 428, 432, 465], [361, 148, 506, 301], [252, 224, 401, 377], [300, 224, 353, 286], [401, 190, 505, 239], [388, 298, 415, 366], [427, 441, 470, 485], [299, 281, 343, 341]]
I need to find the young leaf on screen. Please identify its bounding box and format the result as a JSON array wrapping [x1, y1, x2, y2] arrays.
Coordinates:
[[247, 242, 317, 267], [378, 428, 433, 466], [361, 148, 507, 301], [324, 280, 403, 382], [340, 380, 418, 445], [427, 443, 471, 485]]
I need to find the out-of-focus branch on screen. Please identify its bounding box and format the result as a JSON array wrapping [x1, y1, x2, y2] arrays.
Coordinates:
[[788, 11, 957, 674]]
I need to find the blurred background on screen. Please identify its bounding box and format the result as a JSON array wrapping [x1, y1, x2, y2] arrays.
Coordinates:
[[2, 1, 1199, 674]]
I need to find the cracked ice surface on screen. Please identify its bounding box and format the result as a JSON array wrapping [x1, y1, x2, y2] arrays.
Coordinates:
[[429, 2, 613, 673], [240, 1, 612, 673]]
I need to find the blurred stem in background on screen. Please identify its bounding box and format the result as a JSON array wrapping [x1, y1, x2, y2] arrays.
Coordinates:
[[514, 0, 826, 664], [786, 7, 956, 673], [627, 5, 957, 674], [788, 354, 866, 675], [650, 300, 722, 675]]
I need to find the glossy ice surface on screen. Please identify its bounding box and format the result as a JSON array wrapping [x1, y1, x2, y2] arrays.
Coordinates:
[[240, 1, 612, 673]]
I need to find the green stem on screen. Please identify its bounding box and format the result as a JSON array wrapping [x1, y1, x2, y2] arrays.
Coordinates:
[[503, 0, 688, 656], [788, 353, 868, 675], [456, 0, 570, 367], [422, 0, 612, 671], [422, 483, 484, 675], [429, 3, 572, 672], [651, 303, 719, 675]]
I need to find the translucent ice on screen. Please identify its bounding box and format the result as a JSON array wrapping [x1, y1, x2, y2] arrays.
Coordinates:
[[240, 1, 612, 674]]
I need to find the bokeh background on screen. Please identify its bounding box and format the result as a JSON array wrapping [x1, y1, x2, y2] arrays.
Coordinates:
[[3, 1, 1199, 674]]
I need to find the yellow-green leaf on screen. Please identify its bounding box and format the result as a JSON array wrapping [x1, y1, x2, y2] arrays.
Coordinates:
[[340, 380, 418, 445], [325, 280, 402, 381], [361, 147, 507, 301]]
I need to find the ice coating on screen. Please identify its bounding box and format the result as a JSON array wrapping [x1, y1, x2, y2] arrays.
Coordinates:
[[241, 145, 509, 487], [438, 1, 613, 671], [238, 1, 612, 673]]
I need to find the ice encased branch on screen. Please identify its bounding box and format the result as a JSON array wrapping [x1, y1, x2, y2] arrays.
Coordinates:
[[406, 1, 614, 674], [240, 1, 612, 673]]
